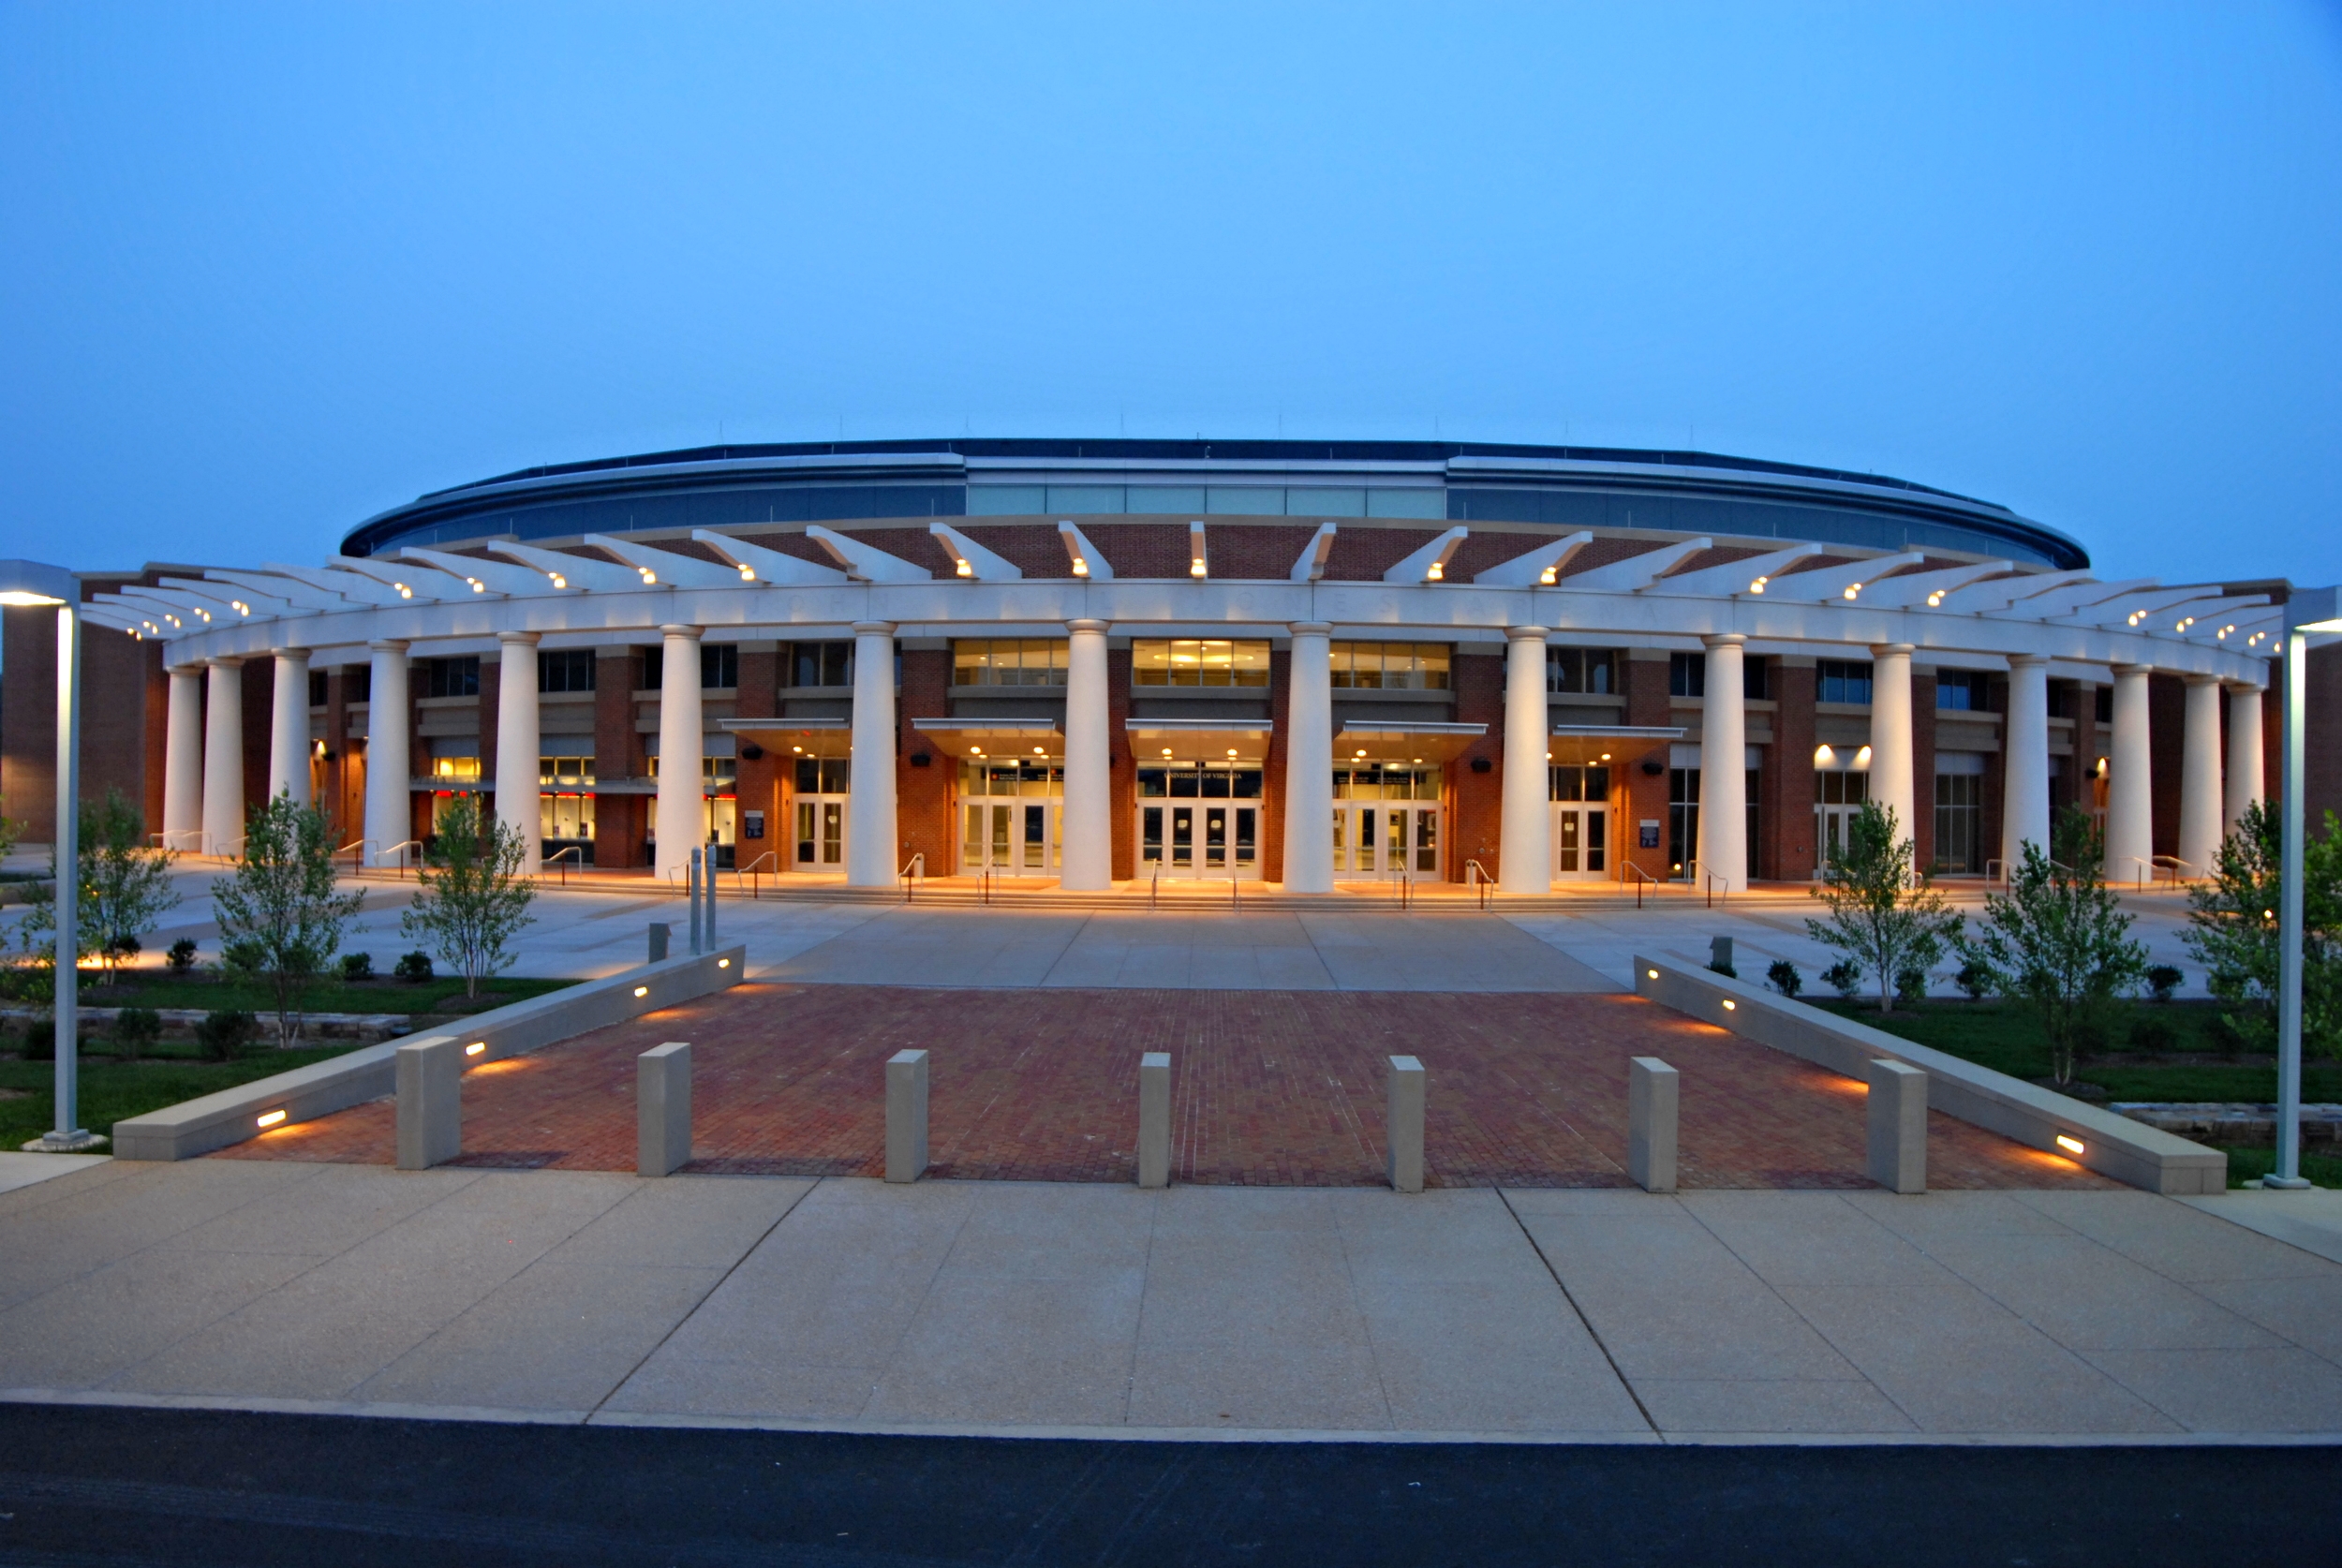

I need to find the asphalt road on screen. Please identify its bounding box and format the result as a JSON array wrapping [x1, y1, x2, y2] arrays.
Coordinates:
[[0, 1405, 2333, 1567]]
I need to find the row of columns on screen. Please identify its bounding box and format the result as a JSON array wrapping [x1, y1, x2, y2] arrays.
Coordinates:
[[159, 622, 2271, 889]]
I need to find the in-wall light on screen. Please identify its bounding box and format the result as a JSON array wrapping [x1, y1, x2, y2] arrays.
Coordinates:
[[1647, 969, 1660, 981], [1228, 748, 1239, 758], [633, 985, 649, 998], [1722, 999, 1738, 1012], [2054, 1134, 2084, 1156], [718, 957, 731, 969], [465, 1041, 486, 1057], [256, 1109, 288, 1129]]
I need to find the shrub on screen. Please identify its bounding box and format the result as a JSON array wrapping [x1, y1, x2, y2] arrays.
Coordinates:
[[1708, 956, 1738, 980], [339, 952, 375, 982], [22, 1018, 55, 1061], [2145, 964, 2183, 1003], [1766, 959, 1803, 998], [113, 1006, 162, 1061], [194, 1009, 257, 1062], [1895, 967, 1930, 1006], [1955, 960, 1994, 1001], [393, 951, 435, 984], [1822, 959, 1863, 998], [167, 938, 198, 974], [2128, 1011, 2181, 1053]]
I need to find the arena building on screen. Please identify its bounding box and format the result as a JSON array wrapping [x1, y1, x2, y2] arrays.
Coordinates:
[[4, 437, 2330, 895]]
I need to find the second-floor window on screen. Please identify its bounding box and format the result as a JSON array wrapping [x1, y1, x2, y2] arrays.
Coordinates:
[[1670, 652, 1769, 700], [539, 649, 596, 692], [955, 639, 1067, 687], [1330, 642, 1449, 690], [640, 644, 738, 690], [307, 671, 328, 706], [1936, 670, 1991, 711], [1818, 660, 1874, 704], [1132, 639, 1271, 688], [424, 657, 479, 699], [790, 641, 853, 688], [1547, 648, 1617, 695]]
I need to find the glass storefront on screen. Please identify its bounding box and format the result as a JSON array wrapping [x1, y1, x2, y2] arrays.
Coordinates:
[[1137, 762, 1263, 878], [960, 758, 1062, 874]]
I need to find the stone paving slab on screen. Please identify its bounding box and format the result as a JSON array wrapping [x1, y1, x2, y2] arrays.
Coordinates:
[[3, 1161, 2341, 1442], [211, 984, 2113, 1191]]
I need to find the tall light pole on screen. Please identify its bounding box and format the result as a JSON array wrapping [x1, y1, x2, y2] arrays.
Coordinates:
[[2270, 585, 2341, 1190], [0, 560, 99, 1152]]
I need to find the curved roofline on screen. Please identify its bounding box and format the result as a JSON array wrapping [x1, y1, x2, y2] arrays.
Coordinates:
[[342, 437, 2089, 571]]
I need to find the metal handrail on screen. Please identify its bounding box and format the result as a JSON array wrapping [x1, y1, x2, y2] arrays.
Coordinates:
[[153, 830, 203, 853], [338, 836, 374, 876], [381, 839, 421, 879], [544, 845, 585, 886], [1149, 865, 1160, 909], [898, 851, 924, 903], [735, 851, 780, 899], [1464, 858, 1493, 910], [2149, 854, 2192, 889], [1621, 860, 1660, 910], [2126, 855, 2157, 891], [1702, 867, 1729, 909]]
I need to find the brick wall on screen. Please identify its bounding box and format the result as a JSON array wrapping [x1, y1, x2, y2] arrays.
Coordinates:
[[1108, 646, 1135, 880], [1623, 653, 1672, 880], [1912, 671, 1937, 870], [1451, 650, 1504, 880], [898, 648, 952, 874], [1769, 662, 1817, 880], [1264, 648, 1291, 882]]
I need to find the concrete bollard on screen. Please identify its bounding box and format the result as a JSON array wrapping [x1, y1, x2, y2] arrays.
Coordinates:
[[1386, 1055, 1426, 1193], [1627, 1056, 1680, 1193], [648, 922, 670, 963], [637, 1041, 692, 1177], [394, 1035, 464, 1170], [1137, 1052, 1171, 1189], [1867, 1059, 1928, 1194], [886, 1048, 929, 1183]]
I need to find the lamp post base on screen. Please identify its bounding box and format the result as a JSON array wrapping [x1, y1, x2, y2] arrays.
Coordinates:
[[22, 1130, 107, 1153], [2250, 1175, 2315, 1191]]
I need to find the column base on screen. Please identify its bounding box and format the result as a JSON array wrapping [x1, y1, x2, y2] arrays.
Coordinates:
[[22, 1130, 107, 1153], [2250, 1176, 2315, 1191]]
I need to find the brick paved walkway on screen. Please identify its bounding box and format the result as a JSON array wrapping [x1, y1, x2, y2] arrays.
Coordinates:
[[215, 985, 2113, 1191]]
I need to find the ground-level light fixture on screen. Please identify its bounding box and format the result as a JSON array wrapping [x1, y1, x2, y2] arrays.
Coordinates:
[[2054, 1133, 2084, 1156], [1647, 969, 1660, 981], [256, 1108, 288, 1130], [633, 985, 649, 998], [719, 957, 731, 969], [1722, 999, 1737, 1011], [465, 1042, 486, 1057]]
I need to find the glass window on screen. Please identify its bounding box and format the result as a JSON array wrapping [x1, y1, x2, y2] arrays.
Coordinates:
[[1132, 639, 1271, 688], [1045, 485, 1123, 513], [1743, 657, 1768, 702], [346, 666, 371, 703], [307, 671, 328, 707], [1936, 670, 1991, 711], [1331, 763, 1441, 799], [538, 649, 596, 693], [1366, 489, 1447, 520], [1207, 487, 1285, 514], [953, 639, 1069, 687], [967, 485, 1045, 515], [701, 644, 737, 690], [1126, 486, 1207, 515], [1546, 648, 1618, 695], [1935, 772, 1983, 873], [957, 759, 1062, 794], [1548, 764, 1611, 801], [538, 755, 596, 786], [424, 657, 479, 699], [1818, 660, 1874, 704], [793, 757, 851, 793], [1668, 653, 1704, 699], [1329, 643, 1450, 690], [1285, 488, 1366, 517], [429, 744, 481, 782], [2095, 686, 2113, 723], [789, 641, 853, 688]]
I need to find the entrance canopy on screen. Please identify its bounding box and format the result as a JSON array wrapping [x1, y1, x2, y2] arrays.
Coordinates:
[[721, 717, 850, 759], [1126, 717, 1274, 763], [1335, 721, 1486, 765], [1545, 724, 1683, 766], [912, 718, 1063, 761]]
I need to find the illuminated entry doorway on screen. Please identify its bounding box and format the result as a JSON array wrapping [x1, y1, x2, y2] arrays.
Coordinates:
[[1137, 761, 1262, 878], [1332, 764, 1441, 880], [793, 757, 849, 870], [961, 757, 1062, 875], [1549, 763, 1609, 880]]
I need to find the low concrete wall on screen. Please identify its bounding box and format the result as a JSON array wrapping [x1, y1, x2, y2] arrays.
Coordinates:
[[1632, 953, 2227, 1196], [111, 946, 748, 1161]]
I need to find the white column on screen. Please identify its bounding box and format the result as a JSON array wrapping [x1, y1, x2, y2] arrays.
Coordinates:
[[2225, 682, 2265, 834], [655, 625, 705, 882], [200, 657, 245, 856], [2178, 673, 2224, 880], [1696, 633, 1748, 893], [2001, 655, 2051, 871], [2105, 663, 2154, 885], [267, 646, 311, 807], [1282, 622, 1335, 894], [1868, 643, 1916, 851], [844, 621, 898, 887], [1060, 618, 1112, 889], [495, 630, 542, 872], [363, 639, 411, 867], [163, 665, 203, 853], [1499, 627, 1551, 895]]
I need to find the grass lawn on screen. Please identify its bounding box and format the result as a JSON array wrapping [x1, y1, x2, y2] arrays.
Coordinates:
[[2218, 1146, 2342, 1190], [1811, 998, 2342, 1106], [63, 972, 578, 1017], [0, 1042, 365, 1148]]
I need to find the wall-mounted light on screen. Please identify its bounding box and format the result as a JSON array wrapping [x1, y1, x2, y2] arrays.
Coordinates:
[[1843, 584, 1861, 600], [465, 1041, 486, 1057], [256, 1108, 288, 1129], [633, 985, 649, 998], [736, 563, 755, 581], [1926, 591, 1944, 606], [1189, 559, 1207, 578], [718, 957, 731, 969], [1647, 969, 1660, 980], [1722, 999, 1737, 1011], [1539, 566, 1558, 584], [638, 568, 657, 584], [1749, 576, 1769, 594], [955, 558, 972, 577], [1071, 557, 1089, 577], [548, 573, 568, 588], [1426, 561, 1445, 582], [2054, 1133, 2084, 1156]]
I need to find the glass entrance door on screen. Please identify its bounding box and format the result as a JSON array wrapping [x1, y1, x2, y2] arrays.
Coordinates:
[[1549, 763, 1610, 882], [1332, 804, 1440, 880], [792, 757, 850, 871], [1815, 768, 1868, 873], [1143, 803, 1258, 877], [960, 758, 1062, 877]]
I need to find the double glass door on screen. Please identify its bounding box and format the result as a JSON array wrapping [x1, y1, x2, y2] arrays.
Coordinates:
[[1815, 769, 1868, 872], [1551, 805, 1608, 880], [793, 757, 849, 870], [1332, 804, 1440, 880], [964, 801, 1060, 875], [1141, 803, 1258, 877]]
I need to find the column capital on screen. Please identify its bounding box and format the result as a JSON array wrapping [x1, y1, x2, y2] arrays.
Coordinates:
[[1700, 632, 1747, 650], [660, 623, 705, 641], [1287, 621, 1332, 637], [1065, 618, 1110, 636], [2008, 653, 2049, 669], [2182, 671, 2220, 687], [167, 661, 204, 676], [2223, 679, 2267, 695], [1506, 625, 1552, 643], [2109, 660, 2152, 676], [272, 644, 311, 662], [850, 621, 897, 637], [497, 629, 542, 649], [206, 655, 245, 670], [367, 639, 410, 654], [1868, 643, 1916, 658]]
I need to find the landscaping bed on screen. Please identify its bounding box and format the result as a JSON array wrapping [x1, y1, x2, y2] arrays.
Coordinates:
[[0, 1043, 365, 1151]]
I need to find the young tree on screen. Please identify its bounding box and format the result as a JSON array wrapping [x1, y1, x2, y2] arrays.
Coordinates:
[[214, 791, 365, 1046], [400, 793, 536, 999], [81, 790, 180, 980], [2183, 800, 2342, 1059], [1805, 801, 1963, 1015], [1957, 807, 2151, 1086]]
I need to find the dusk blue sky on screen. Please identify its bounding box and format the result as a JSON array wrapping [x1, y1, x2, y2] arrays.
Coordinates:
[[4, 2, 2338, 585]]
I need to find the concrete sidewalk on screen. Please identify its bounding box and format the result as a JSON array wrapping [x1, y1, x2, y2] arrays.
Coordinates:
[[2, 1160, 2337, 1442]]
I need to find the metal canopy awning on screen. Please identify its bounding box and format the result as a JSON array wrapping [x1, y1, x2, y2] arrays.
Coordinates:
[[1126, 717, 1275, 763], [1335, 720, 1487, 764], [721, 717, 851, 759], [912, 717, 1063, 760], [1546, 724, 1683, 765]]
